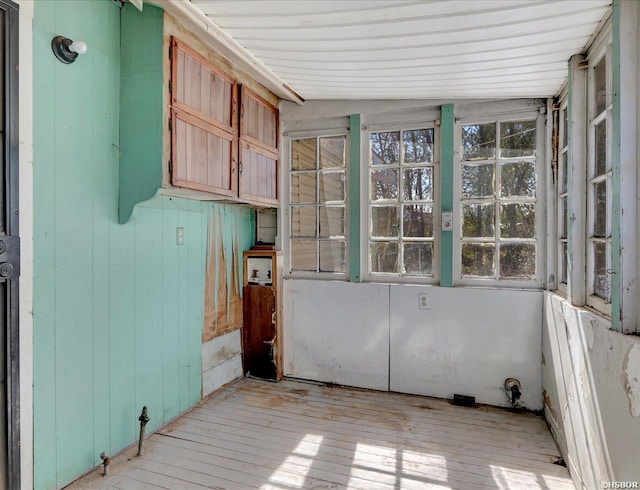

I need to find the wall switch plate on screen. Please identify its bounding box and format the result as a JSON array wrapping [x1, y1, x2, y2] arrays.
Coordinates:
[[442, 212, 453, 231], [418, 293, 429, 310], [176, 227, 184, 245]]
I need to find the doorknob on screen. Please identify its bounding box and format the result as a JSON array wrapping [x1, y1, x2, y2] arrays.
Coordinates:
[[0, 263, 14, 278]]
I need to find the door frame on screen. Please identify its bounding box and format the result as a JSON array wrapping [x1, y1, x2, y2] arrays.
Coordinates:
[[1, 0, 20, 488]]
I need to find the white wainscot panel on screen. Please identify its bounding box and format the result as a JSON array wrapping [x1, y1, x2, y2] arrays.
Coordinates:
[[202, 329, 243, 397], [390, 285, 543, 409], [284, 279, 390, 391]]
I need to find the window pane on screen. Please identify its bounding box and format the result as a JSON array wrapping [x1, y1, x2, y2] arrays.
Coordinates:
[[319, 241, 346, 273], [594, 119, 607, 176], [370, 131, 400, 165], [560, 152, 568, 194], [559, 196, 567, 239], [319, 206, 345, 238], [500, 121, 536, 158], [462, 123, 496, 160], [403, 167, 433, 201], [561, 108, 568, 148], [462, 203, 495, 237], [462, 164, 494, 198], [500, 243, 536, 278], [595, 56, 607, 115], [403, 204, 433, 237], [462, 243, 494, 277], [292, 139, 316, 170], [291, 206, 316, 237], [501, 162, 535, 197], [371, 206, 399, 237], [371, 169, 398, 200], [291, 173, 316, 203], [403, 242, 433, 275], [500, 203, 535, 238], [319, 171, 345, 202], [560, 242, 568, 284], [594, 180, 607, 237], [371, 241, 399, 273], [593, 242, 610, 301], [291, 239, 316, 271], [320, 136, 346, 168], [403, 129, 433, 164]]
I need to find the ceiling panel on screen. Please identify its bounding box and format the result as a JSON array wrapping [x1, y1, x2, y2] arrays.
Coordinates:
[[190, 0, 611, 100]]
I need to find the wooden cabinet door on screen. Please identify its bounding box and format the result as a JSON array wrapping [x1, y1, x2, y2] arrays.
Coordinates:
[[239, 87, 279, 205], [170, 38, 238, 196], [242, 285, 277, 380]]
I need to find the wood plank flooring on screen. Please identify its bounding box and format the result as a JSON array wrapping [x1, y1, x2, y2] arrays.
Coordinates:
[[67, 377, 574, 490]]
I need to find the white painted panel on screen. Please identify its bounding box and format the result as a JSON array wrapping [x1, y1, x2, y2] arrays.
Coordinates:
[[284, 279, 389, 391], [390, 285, 543, 409], [202, 355, 243, 398], [542, 292, 640, 486], [202, 330, 243, 397], [202, 329, 242, 372]]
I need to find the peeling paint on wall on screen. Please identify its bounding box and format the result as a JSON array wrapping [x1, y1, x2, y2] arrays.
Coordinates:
[[203, 204, 255, 342], [620, 343, 640, 417]]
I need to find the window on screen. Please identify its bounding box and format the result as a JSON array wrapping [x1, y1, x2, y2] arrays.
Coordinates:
[[289, 135, 347, 274], [587, 48, 612, 314], [459, 119, 538, 282], [557, 101, 569, 293], [368, 127, 437, 279]]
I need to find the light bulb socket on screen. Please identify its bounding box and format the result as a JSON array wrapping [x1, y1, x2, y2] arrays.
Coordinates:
[[52, 36, 79, 64]]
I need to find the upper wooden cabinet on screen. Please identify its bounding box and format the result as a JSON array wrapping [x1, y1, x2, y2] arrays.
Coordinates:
[[170, 37, 279, 206], [239, 88, 279, 205], [170, 39, 238, 197], [117, 4, 280, 223]]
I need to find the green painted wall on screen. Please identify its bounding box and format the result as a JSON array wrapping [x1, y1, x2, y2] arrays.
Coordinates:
[[348, 114, 361, 282], [33, 2, 254, 488], [119, 4, 164, 224], [440, 104, 454, 287]]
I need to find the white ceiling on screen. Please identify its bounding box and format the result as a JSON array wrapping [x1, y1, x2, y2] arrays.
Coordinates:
[[189, 0, 611, 101]]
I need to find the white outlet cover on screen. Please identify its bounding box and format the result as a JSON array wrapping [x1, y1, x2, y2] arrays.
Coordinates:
[[418, 293, 429, 310]]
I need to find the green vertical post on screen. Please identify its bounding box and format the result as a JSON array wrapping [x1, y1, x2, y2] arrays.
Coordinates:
[[611, 0, 621, 331], [349, 114, 361, 282], [440, 104, 455, 287]]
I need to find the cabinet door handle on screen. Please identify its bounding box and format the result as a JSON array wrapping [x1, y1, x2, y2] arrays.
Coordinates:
[[239, 161, 243, 174]]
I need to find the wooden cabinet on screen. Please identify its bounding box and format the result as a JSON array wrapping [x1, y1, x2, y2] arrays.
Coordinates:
[[118, 5, 280, 223], [242, 250, 283, 380], [170, 38, 279, 206], [239, 88, 279, 205], [170, 38, 239, 197]]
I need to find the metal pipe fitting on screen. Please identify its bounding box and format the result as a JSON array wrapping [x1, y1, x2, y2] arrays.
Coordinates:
[[137, 406, 150, 456], [99, 452, 110, 476]]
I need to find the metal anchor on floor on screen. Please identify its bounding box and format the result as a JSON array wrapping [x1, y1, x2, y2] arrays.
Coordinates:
[[137, 406, 150, 456]]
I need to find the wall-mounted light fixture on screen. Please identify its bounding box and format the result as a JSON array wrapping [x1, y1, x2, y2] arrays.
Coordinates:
[[51, 36, 87, 64]]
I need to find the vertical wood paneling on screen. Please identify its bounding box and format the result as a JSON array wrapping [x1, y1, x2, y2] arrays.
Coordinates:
[[108, 221, 136, 455], [53, 0, 96, 482], [32, 0, 58, 487], [134, 206, 165, 434], [161, 198, 181, 422], [33, 3, 250, 489]]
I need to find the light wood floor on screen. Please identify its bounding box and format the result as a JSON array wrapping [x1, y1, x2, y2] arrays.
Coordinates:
[[68, 377, 574, 490]]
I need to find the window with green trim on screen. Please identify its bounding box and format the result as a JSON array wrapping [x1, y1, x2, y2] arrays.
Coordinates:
[[368, 127, 437, 279], [586, 46, 612, 314], [289, 135, 348, 274], [459, 120, 538, 282]]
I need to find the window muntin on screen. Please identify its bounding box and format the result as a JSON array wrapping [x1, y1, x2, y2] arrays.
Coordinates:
[[289, 135, 347, 274], [459, 119, 538, 281], [587, 49, 612, 313], [368, 127, 437, 278]]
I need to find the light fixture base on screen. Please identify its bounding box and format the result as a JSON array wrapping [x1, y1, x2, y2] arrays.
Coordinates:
[[51, 36, 78, 64]]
